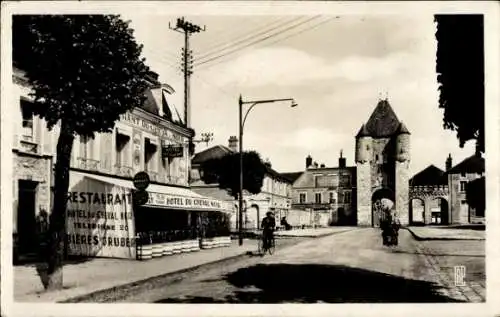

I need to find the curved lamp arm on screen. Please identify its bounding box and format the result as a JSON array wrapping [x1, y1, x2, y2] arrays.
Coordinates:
[[242, 102, 258, 130]]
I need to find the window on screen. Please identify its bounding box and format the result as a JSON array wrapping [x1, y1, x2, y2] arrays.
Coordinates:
[[79, 135, 95, 159], [144, 137, 158, 172], [461, 172, 466, 177], [460, 181, 467, 192], [341, 175, 351, 186], [461, 200, 467, 205], [21, 101, 34, 141], [329, 192, 336, 204], [299, 193, 306, 204], [315, 192, 322, 204], [116, 133, 131, 167], [343, 191, 351, 204]]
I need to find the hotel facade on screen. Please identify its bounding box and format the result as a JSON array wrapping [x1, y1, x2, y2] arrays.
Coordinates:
[[12, 67, 232, 261]]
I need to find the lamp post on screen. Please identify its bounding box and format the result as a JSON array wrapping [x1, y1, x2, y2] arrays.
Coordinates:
[[238, 95, 297, 246]]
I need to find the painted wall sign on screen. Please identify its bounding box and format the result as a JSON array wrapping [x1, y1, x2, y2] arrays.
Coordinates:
[[120, 112, 183, 142], [147, 192, 233, 213], [66, 173, 136, 259]]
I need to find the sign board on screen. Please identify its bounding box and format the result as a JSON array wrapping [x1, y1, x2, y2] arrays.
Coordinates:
[[133, 171, 150, 190], [66, 173, 136, 259], [133, 189, 149, 206], [162, 145, 184, 158], [147, 192, 233, 213]]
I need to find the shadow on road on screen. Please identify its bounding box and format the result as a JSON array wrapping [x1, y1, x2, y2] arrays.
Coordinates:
[[155, 263, 463, 303], [391, 249, 484, 258]]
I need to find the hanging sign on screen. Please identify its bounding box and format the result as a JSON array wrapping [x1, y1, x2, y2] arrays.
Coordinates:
[[162, 145, 184, 158]]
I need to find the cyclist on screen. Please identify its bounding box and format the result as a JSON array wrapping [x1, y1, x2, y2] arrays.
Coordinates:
[[261, 211, 276, 250]]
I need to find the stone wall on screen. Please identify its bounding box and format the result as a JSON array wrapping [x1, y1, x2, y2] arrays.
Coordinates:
[[13, 153, 52, 233], [395, 160, 410, 225], [356, 162, 371, 226]]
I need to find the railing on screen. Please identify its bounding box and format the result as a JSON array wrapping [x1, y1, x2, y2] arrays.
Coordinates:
[[77, 157, 100, 171], [19, 139, 38, 154], [114, 164, 134, 178]]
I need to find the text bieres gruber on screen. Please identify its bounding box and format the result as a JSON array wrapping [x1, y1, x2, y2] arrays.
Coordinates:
[[66, 191, 135, 248]]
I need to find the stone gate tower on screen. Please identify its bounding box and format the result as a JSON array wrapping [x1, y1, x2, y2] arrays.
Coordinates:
[[355, 99, 410, 226]]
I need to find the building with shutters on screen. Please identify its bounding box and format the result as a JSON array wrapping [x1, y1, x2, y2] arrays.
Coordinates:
[[12, 67, 232, 261], [282, 152, 357, 227]]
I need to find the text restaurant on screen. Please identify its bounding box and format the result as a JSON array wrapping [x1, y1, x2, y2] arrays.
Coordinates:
[[66, 170, 234, 260]]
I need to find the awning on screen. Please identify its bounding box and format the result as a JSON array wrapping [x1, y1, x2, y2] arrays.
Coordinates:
[[72, 171, 233, 213]]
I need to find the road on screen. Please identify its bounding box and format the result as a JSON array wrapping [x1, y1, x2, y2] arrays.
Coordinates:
[[76, 228, 486, 303]]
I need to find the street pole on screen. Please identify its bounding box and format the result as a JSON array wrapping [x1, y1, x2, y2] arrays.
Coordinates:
[[238, 95, 244, 246], [238, 95, 297, 246]]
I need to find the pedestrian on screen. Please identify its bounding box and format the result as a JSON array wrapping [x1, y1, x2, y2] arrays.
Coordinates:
[[36, 209, 50, 262]]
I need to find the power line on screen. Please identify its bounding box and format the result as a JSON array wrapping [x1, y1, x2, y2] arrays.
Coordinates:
[[196, 16, 337, 71], [195, 16, 290, 54], [193, 16, 321, 68], [194, 16, 304, 60]]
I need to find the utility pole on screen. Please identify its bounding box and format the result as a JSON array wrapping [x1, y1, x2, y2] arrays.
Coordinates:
[[169, 17, 205, 128]]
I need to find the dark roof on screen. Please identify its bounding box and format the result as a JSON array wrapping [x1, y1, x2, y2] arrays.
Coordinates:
[[447, 154, 485, 174], [410, 165, 447, 186], [355, 124, 370, 138], [397, 122, 410, 134], [364, 99, 403, 138], [280, 172, 303, 183], [191, 145, 233, 165]]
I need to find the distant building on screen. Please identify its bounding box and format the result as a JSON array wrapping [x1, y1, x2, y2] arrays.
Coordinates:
[[282, 152, 357, 227], [409, 165, 449, 225], [355, 99, 410, 226], [446, 152, 485, 224], [190, 136, 292, 231], [409, 152, 485, 225]]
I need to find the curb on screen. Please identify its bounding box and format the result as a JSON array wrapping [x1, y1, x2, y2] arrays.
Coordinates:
[[61, 229, 355, 303], [406, 228, 485, 241]]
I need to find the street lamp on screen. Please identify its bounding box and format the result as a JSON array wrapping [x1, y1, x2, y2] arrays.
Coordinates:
[[238, 95, 297, 246]]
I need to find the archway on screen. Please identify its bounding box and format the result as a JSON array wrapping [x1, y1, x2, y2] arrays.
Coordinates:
[[246, 204, 260, 230], [431, 197, 449, 225], [371, 188, 395, 227], [409, 198, 425, 225]]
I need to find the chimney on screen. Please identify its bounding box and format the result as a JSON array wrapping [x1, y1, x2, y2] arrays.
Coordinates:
[[264, 158, 272, 168], [445, 153, 452, 171], [313, 161, 318, 168], [228, 136, 238, 152], [339, 149, 346, 168], [306, 155, 313, 169]]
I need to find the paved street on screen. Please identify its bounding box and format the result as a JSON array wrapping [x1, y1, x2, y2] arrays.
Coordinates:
[[71, 228, 485, 303]]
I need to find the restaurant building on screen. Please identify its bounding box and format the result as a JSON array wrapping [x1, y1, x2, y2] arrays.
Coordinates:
[[12, 67, 232, 261]]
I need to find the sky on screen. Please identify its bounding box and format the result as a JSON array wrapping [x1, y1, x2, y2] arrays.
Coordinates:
[[121, 12, 477, 176]]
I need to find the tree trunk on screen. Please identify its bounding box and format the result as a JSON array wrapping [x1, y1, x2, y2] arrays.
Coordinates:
[[45, 123, 74, 290]]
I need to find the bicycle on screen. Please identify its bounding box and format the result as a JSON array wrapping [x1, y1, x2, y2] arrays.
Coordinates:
[[258, 231, 275, 256]]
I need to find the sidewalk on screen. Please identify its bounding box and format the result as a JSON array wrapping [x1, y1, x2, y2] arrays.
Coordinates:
[[14, 239, 257, 303], [407, 226, 485, 241], [275, 227, 356, 238]]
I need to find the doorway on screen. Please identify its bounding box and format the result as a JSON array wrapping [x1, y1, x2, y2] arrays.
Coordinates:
[[17, 180, 38, 255]]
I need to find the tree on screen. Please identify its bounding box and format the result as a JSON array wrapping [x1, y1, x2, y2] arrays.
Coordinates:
[[435, 14, 484, 153], [200, 151, 267, 199], [13, 15, 151, 290], [466, 176, 485, 217]]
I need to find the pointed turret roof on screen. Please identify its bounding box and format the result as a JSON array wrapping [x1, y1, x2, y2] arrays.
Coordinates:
[[355, 124, 370, 138], [364, 99, 402, 137], [396, 122, 411, 135]]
